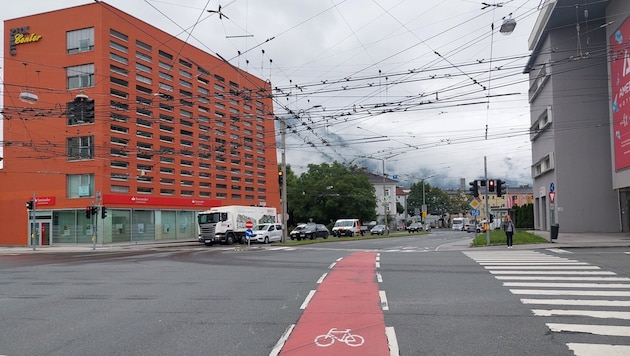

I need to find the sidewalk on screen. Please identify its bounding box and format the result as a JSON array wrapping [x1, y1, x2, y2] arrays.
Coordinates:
[[475, 231, 630, 250], [0, 232, 629, 254]]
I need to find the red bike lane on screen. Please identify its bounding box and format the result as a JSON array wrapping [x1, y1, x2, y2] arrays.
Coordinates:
[[279, 251, 390, 355]]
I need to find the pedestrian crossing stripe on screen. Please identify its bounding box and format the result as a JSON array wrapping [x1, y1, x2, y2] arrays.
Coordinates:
[[464, 250, 630, 354]]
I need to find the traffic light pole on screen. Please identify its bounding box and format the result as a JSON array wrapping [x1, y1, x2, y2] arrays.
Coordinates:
[[484, 156, 490, 246], [30, 193, 36, 251]]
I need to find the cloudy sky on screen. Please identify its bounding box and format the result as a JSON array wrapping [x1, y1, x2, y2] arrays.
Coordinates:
[[2, 0, 542, 189]]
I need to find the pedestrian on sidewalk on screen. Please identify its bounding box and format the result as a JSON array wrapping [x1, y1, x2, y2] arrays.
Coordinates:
[[503, 215, 515, 248]]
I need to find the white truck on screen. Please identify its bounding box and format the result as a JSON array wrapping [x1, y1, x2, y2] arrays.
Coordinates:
[[198, 205, 277, 245]]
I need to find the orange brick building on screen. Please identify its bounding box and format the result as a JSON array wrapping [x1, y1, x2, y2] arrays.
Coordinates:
[[1, 3, 279, 246]]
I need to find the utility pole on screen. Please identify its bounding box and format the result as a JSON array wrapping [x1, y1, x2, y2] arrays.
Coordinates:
[[280, 116, 288, 243]]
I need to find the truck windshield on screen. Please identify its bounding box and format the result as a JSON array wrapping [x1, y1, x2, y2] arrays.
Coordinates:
[[335, 220, 353, 227], [198, 213, 222, 224]]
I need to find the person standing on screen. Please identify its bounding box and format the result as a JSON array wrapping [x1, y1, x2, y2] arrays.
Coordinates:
[[503, 215, 515, 248]]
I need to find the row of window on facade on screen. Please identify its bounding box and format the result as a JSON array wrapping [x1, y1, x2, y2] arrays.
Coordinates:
[[67, 173, 268, 200], [67, 27, 268, 108]]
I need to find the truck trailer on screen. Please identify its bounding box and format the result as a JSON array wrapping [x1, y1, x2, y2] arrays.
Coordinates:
[[198, 206, 277, 245]]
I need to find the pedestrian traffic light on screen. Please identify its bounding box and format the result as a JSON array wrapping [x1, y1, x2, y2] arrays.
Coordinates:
[[101, 206, 108, 219], [469, 180, 479, 197], [490, 214, 494, 223], [91, 206, 99, 216], [488, 179, 495, 192], [278, 171, 283, 186], [496, 179, 506, 197], [86, 206, 92, 219], [26, 200, 34, 210]]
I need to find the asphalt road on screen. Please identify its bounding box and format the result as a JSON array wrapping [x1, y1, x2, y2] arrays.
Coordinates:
[[0, 230, 628, 355]]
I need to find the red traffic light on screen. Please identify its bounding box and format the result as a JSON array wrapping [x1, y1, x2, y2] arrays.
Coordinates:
[[488, 179, 495, 192]]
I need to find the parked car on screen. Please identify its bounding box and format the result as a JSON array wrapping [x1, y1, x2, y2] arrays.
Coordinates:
[[299, 223, 330, 240], [248, 223, 282, 243], [466, 223, 481, 233], [289, 224, 307, 240], [370, 225, 387, 235], [407, 223, 422, 233]]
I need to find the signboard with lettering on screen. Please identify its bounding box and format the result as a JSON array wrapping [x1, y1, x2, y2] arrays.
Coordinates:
[[9, 26, 42, 56], [610, 16, 630, 170], [102, 194, 221, 207]]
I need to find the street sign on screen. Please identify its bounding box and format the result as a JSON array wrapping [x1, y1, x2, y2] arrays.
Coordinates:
[[470, 209, 480, 216], [549, 191, 556, 203], [246, 228, 253, 237], [550, 182, 555, 192], [245, 220, 254, 229], [469, 198, 481, 210]]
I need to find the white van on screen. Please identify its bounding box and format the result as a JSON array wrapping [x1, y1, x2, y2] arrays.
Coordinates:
[[249, 223, 283, 243], [332, 219, 362, 237], [452, 218, 467, 231]]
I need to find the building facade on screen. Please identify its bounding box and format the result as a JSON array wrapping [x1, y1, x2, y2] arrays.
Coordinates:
[[1, 3, 279, 246], [526, 0, 623, 233]]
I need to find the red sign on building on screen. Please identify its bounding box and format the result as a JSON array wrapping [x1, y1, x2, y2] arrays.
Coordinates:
[[610, 16, 630, 171], [102, 194, 221, 208]]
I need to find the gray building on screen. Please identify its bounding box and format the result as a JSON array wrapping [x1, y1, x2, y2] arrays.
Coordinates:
[[526, 0, 623, 232]]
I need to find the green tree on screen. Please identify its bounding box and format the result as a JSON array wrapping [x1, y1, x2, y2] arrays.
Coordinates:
[[511, 203, 534, 229], [286, 162, 376, 227], [407, 181, 450, 217]]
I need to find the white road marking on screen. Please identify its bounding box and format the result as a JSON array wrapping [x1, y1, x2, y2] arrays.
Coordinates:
[[510, 289, 630, 297], [269, 324, 295, 356], [486, 266, 600, 270], [385, 327, 400, 356], [379, 290, 389, 311], [546, 248, 573, 254], [376, 261, 381, 268], [300, 290, 316, 310], [547, 323, 630, 337], [532, 309, 630, 319], [328, 262, 337, 269], [504, 282, 630, 289], [496, 276, 630, 281], [567, 343, 630, 356], [376, 272, 383, 283], [479, 262, 589, 266], [490, 271, 616, 275], [521, 298, 630, 307], [316, 273, 327, 284]]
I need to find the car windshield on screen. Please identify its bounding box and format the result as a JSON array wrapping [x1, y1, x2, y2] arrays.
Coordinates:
[[253, 224, 269, 231], [292, 225, 306, 231], [334, 220, 354, 227]]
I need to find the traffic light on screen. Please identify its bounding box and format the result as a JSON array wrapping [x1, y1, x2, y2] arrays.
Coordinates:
[[86, 206, 92, 219], [490, 214, 494, 223], [84, 98, 95, 121], [26, 200, 34, 210], [496, 179, 506, 197], [469, 180, 479, 197], [488, 179, 495, 192], [91, 206, 99, 217], [278, 171, 284, 186], [101, 206, 108, 219]]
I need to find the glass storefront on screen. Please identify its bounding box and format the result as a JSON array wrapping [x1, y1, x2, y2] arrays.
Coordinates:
[[43, 209, 197, 244]]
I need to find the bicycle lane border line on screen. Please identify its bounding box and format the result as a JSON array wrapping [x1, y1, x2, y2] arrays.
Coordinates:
[[277, 251, 391, 356]]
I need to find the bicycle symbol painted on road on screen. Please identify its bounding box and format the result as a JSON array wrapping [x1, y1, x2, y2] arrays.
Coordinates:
[[314, 328, 365, 347]]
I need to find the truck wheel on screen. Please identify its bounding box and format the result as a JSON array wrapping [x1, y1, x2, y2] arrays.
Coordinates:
[[226, 234, 234, 245]]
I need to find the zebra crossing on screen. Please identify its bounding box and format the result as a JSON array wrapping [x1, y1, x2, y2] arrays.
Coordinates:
[[464, 250, 630, 356]]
